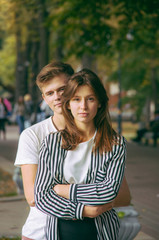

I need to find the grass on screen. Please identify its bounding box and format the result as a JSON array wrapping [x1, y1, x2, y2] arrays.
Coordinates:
[[112, 121, 138, 140], [0, 168, 17, 197], [0, 238, 20, 240]]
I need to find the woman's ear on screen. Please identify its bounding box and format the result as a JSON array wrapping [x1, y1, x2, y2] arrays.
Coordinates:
[[98, 103, 101, 108]]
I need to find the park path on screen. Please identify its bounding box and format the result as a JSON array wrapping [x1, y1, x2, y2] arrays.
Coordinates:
[[0, 125, 158, 239]]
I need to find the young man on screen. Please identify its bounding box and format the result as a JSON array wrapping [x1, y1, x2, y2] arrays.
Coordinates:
[[15, 61, 131, 240]]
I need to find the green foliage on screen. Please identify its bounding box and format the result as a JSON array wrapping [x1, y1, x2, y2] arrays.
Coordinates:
[[0, 35, 16, 85], [0, 0, 159, 117]]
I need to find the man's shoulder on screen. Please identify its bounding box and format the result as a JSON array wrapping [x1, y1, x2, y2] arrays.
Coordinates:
[[20, 117, 53, 140]]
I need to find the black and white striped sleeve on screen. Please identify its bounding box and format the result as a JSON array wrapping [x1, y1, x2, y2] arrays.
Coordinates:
[[35, 140, 84, 220], [70, 139, 126, 205]]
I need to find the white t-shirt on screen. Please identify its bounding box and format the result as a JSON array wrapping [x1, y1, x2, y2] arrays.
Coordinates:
[[15, 117, 56, 239], [64, 132, 95, 184]]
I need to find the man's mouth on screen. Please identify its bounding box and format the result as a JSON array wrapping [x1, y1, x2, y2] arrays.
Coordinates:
[[55, 103, 62, 107]]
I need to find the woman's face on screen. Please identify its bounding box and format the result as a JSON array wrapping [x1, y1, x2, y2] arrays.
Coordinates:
[[68, 85, 100, 128]]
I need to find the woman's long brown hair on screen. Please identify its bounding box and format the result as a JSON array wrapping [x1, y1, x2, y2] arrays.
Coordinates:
[[61, 68, 119, 153]]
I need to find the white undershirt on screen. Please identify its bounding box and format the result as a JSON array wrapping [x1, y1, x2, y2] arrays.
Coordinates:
[[64, 131, 96, 184]]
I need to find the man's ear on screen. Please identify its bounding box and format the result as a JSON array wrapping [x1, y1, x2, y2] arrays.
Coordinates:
[[42, 94, 48, 104]]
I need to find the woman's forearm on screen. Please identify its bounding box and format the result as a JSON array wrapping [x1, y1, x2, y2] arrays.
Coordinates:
[[53, 175, 131, 207]]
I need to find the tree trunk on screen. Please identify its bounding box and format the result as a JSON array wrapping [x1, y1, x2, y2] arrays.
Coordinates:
[[81, 53, 97, 73], [30, 40, 40, 123], [36, 0, 50, 70], [54, 32, 64, 61], [23, 39, 32, 93], [151, 66, 159, 111], [15, 29, 25, 101]]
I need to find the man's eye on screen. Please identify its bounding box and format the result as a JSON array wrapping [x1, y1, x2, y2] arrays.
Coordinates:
[[59, 88, 65, 92], [47, 92, 53, 96]]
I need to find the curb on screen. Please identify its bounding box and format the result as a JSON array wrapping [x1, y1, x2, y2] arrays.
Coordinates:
[[0, 194, 25, 202]]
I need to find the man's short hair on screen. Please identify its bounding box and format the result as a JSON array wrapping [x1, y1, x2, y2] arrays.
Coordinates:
[[36, 61, 74, 90]]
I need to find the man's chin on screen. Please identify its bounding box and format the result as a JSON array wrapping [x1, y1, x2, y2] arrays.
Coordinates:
[[54, 108, 62, 115]]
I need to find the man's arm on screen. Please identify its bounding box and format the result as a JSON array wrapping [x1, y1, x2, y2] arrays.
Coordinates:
[[21, 164, 38, 206], [113, 175, 131, 207]]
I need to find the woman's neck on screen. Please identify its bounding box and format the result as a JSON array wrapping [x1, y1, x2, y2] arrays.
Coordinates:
[[76, 122, 96, 141]]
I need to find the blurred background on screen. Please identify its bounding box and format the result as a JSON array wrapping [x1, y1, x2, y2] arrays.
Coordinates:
[[0, 0, 159, 132], [0, 0, 159, 239]]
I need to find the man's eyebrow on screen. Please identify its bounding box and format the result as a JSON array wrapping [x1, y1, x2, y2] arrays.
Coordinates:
[[44, 90, 54, 95], [57, 85, 66, 90], [44, 85, 66, 95]]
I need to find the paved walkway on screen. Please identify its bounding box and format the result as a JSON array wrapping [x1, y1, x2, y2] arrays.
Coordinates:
[[0, 125, 158, 239]]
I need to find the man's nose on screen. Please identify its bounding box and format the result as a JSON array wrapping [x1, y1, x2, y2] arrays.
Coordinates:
[[54, 91, 60, 99]]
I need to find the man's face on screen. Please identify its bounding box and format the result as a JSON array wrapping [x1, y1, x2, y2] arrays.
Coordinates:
[[42, 74, 68, 115]]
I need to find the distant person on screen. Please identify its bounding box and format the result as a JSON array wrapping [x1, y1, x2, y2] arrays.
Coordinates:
[[40, 99, 53, 119], [24, 94, 33, 128], [132, 109, 159, 146], [14, 96, 25, 134], [0, 97, 8, 139], [4, 98, 12, 123], [150, 110, 159, 146]]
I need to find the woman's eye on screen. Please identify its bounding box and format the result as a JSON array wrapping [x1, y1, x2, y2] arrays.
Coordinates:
[[72, 98, 80, 101], [88, 97, 94, 101]]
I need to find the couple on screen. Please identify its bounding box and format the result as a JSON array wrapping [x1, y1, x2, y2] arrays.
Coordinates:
[[15, 62, 131, 240]]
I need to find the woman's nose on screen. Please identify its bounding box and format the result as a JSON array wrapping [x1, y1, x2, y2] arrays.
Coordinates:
[[80, 100, 87, 109]]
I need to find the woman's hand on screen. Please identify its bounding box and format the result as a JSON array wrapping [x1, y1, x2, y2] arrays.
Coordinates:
[[82, 203, 114, 218]]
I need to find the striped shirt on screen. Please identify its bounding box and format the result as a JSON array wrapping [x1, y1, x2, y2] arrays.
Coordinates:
[[35, 132, 126, 240]]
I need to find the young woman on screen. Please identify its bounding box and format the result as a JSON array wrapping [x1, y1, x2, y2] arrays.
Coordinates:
[[0, 97, 8, 139], [35, 69, 126, 240]]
